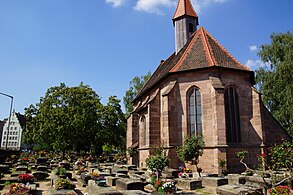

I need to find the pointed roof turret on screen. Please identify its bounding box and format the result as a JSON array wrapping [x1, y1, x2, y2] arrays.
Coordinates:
[[172, 0, 198, 21]]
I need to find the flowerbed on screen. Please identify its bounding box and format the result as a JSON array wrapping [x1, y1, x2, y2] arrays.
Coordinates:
[[3, 183, 31, 195]]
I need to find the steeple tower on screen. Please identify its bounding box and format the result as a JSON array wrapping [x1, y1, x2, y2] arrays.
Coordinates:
[[173, 0, 199, 54]]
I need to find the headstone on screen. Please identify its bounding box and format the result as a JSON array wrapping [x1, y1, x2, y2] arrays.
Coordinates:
[[0, 164, 10, 173], [177, 179, 202, 190], [37, 165, 48, 172], [227, 174, 246, 185], [36, 157, 48, 165], [106, 176, 120, 186], [116, 173, 129, 178], [201, 177, 228, 187], [33, 171, 49, 181], [16, 166, 28, 172], [216, 184, 263, 195], [11, 171, 26, 177], [116, 178, 146, 190]]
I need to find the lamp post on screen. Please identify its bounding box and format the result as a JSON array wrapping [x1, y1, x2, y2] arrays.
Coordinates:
[[0, 92, 13, 150]]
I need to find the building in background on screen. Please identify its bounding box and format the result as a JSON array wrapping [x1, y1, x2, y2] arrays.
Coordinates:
[[1, 110, 26, 150]]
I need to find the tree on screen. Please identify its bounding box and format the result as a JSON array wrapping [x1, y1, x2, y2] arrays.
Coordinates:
[[96, 96, 126, 151], [256, 31, 293, 136], [176, 136, 205, 176], [123, 71, 151, 116], [24, 83, 103, 153]]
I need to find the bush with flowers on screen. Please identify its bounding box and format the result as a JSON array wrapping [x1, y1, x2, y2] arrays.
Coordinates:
[[3, 183, 31, 195], [269, 185, 293, 195], [161, 181, 177, 194], [18, 174, 34, 184], [236, 141, 293, 194], [178, 165, 191, 178]]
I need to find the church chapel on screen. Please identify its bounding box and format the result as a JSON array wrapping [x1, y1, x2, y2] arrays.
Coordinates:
[[126, 0, 290, 174]]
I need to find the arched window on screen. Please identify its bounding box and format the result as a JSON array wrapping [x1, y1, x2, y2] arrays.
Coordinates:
[[140, 116, 146, 146], [188, 88, 202, 136], [224, 87, 241, 143]]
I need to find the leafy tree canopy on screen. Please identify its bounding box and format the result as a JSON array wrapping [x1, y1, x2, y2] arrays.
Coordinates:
[[123, 71, 151, 116], [23, 83, 126, 154], [256, 31, 293, 136]]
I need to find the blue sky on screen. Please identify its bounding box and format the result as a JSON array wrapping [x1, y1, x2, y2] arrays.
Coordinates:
[[0, 0, 292, 119]]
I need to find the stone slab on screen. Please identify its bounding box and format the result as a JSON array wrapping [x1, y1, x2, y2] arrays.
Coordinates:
[[48, 188, 76, 195], [87, 184, 123, 195], [116, 178, 146, 190], [16, 166, 28, 172], [227, 174, 246, 185], [177, 179, 202, 190], [11, 171, 26, 177], [216, 184, 263, 195], [201, 177, 228, 187], [106, 177, 120, 186]]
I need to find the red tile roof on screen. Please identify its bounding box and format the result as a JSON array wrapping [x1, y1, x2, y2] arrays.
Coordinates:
[[173, 0, 198, 20], [135, 27, 253, 100]]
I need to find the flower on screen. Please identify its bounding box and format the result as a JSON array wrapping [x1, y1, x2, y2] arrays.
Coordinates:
[[261, 153, 266, 157], [161, 181, 176, 193], [3, 183, 30, 195], [18, 174, 34, 183], [269, 185, 293, 195]]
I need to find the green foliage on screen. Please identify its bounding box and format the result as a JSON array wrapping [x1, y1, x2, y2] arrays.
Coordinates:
[[23, 83, 126, 154], [256, 31, 293, 136], [269, 141, 293, 171], [55, 167, 67, 176], [176, 136, 205, 165], [97, 96, 126, 150], [146, 147, 170, 173], [123, 71, 151, 116], [219, 159, 226, 168], [235, 150, 248, 159], [127, 147, 138, 157], [102, 144, 113, 154], [54, 178, 75, 190]]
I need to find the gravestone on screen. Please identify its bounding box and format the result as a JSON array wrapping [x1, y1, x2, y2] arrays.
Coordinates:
[[116, 178, 146, 190], [177, 179, 202, 190], [201, 177, 228, 187], [16, 165, 28, 172]]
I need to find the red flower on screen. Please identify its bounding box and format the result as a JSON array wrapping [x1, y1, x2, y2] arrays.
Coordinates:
[[261, 153, 266, 157], [157, 180, 162, 186]]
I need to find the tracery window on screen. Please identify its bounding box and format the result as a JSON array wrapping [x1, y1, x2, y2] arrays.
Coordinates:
[[140, 116, 146, 146], [188, 88, 202, 136], [224, 87, 241, 143]]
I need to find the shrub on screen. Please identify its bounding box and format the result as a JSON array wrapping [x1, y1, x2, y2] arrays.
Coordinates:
[[54, 178, 75, 190]]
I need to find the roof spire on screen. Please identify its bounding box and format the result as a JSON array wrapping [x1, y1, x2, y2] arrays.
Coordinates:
[[173, 0, 199, 54], [172, 0, 198, 22]]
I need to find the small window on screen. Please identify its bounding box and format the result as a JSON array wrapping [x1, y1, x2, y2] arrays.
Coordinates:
[[14, 127, 17, 130], [189, 23, 194, 33]]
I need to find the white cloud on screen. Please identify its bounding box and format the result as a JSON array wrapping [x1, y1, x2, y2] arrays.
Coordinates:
[[191, 0, 228, 13], [105, 0, 125, 7], [245, 59, 268, 70], [249, 45, 258, 52], [134, 0, 176, 15], [132, 0, 228, 15]]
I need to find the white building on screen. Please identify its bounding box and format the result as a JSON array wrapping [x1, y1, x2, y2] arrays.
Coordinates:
[[1, 111, 26, 150]]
